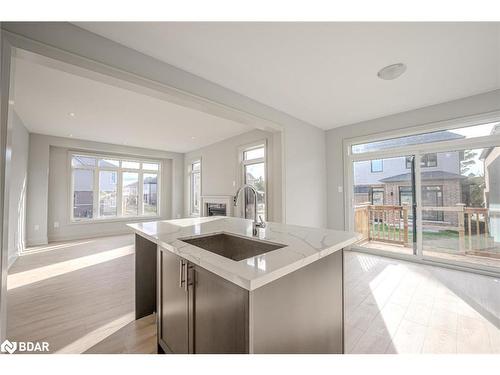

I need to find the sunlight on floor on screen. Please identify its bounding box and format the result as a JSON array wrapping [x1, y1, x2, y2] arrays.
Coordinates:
[[8, 245, 134, 290], [56, 312, 135, 354], [345, 251, 500, 354], [357, 254, 382, 272]]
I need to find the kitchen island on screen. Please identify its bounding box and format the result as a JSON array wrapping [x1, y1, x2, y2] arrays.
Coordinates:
[[128, 217, 360, 354]]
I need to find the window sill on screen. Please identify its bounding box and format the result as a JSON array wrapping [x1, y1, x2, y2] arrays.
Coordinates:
[[70, 215, 162, 225]]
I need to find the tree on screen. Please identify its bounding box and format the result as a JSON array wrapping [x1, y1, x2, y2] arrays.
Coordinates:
[[461, 150, 478, 176], [460, 150, 485, 207], [462, 176, 485, 207]]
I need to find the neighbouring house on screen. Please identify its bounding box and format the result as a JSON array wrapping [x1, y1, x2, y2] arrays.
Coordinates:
[[354, 131, 467, 224]]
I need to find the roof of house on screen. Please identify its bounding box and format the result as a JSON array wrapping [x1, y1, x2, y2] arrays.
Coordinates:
[[380, 170, 466, 183], [354, 185, 371, 193], [479, 123, 500, 160], [354, 130, 465, 153]]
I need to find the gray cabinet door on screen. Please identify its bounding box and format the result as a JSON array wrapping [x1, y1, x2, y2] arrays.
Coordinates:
[[158, 248, 189, 353], [192, 265, 249, 353]]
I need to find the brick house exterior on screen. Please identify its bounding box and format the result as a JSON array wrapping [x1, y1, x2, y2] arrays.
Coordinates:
[[354, 155, 465, 225], [382, 177, 463, 225]]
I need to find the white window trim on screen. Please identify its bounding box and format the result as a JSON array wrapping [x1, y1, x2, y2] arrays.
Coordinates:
[[342, 110, 500, 275], [238, 140, 268, 220], [69, 151, 162, 223], [188, 159, 202, 217]]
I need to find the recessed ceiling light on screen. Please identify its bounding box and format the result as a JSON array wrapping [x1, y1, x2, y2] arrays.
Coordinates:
[[377, 63, 407, 80], [191, 136, 196, 140], [69, 134, 73, 138], [68, 112, 76, 117]]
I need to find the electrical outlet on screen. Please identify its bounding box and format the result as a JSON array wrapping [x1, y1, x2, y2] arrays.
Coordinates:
[[34, 224, 40, 231], [338, 186, 343, 193], [54, 221, 59, 228]]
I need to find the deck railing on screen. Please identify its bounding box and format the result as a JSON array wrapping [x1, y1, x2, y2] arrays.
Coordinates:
[[354, 203, 410, 247], [355, 203, 494, 255]]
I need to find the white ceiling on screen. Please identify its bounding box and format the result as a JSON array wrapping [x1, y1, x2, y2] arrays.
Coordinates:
[[12, 56, 253, 153], [75, 22, 500, 130]]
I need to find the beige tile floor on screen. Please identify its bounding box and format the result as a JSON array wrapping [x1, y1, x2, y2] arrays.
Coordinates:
[[6, 234, 500, 354]]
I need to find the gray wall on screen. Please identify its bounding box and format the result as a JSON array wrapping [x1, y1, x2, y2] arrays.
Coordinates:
[[27, 133, 184, 245], [7, 111, 29, 267], [184, 129, 282, 221], [326, 89, 500, 230], [2, 23, 327, 228]]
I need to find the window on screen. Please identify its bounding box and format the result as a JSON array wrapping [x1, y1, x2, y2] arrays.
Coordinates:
[[189, 160, 201, 216], [406, 153, 437, 168], [399, 185, 443, 221], [70, 153, 160, 221], [73, 169, 94, 219], [99, 170, 117, 217], [421, 185, 444, 221], [349, 115, 500, 271], [122, 172, 139, 216], [352, 121, 500, 154], [371, 188, 384, 205], [143, 163, 159, 171], [143, 173, 158, 216], [371, 159, 383, 172], [399, 186, 413, 206], [421, 153, 437, 168], [122, 161, 140, 169], [241, 144, 266, 220]]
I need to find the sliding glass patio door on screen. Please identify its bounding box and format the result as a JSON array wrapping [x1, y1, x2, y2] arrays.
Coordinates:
[[420, 149, 500, 269], [348, 117, 500, 273]]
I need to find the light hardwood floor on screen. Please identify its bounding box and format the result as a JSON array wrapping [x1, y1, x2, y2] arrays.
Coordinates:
[[7, 234, 156, 354], [6, 234, 499, 354], [345, 251, 500, 353]]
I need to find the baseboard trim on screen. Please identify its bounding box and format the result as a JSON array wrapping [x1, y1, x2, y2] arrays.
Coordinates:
[[26, 237, 48, 247], [47, 228, 134, 243], [7, 253, 18, 270]]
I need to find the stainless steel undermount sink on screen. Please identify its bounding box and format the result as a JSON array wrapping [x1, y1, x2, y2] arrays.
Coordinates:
[[180, 233, 286, 261]]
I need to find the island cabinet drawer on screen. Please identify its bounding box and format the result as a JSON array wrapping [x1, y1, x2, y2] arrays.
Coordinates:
[[157, 247, 249, 354]]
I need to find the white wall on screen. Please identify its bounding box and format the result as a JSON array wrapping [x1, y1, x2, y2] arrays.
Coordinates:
[[184, 129, 282, 222], [2, 23, 327, 228], [6, 111, 29, 267], [326, 89, 500, 231], [26, 133, 184, 245]]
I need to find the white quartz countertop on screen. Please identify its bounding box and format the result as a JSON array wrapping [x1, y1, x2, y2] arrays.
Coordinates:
[[128, 217, 361, 291]]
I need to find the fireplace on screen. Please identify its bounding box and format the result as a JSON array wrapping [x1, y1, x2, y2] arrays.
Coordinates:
[[200, 196, 233, 217], [206, 203, 227, 216]]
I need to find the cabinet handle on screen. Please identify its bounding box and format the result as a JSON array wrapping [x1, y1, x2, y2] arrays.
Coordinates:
[[179, 259, 184, 288], [185, 264, 192, 292]]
